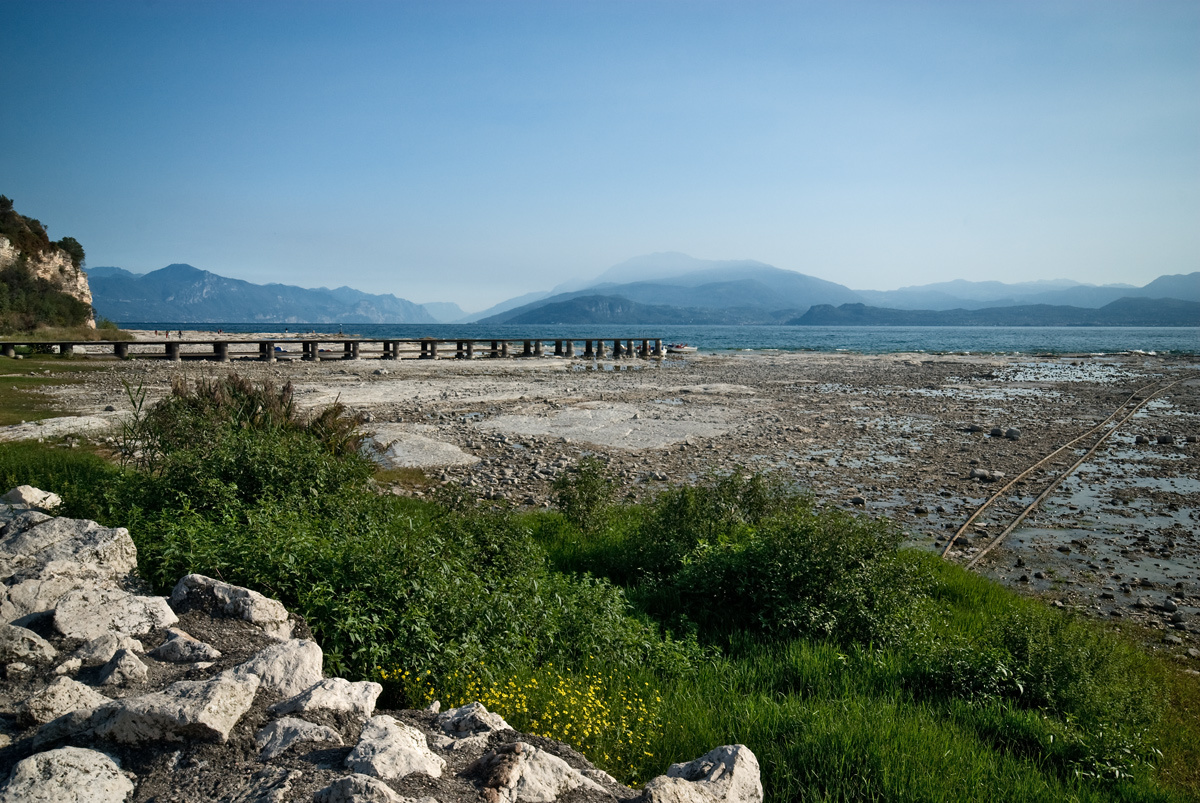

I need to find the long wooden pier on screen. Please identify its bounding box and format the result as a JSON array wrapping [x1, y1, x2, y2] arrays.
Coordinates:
[[0, 337, 669, 362]]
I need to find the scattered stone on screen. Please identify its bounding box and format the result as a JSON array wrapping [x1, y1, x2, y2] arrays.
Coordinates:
[[0, 746, 134, 803], [234, 638, 323, 698], [436, 702, 512, 738], [54, 587, 178, 641], [72, 634, 144, 666], [1004, 427, 1021, 441], [1135, 434, 1150, 444], [149, 628, 223, 663], [0, 622, 58, 663], [270, 677, 382, 721], [170, 574, 292, 640], [224, 766, 305, 803], [0, 485, 62, 511], [255, 716, 344, 761], [643, 745, 764, 803], [314, 774, 404, 803], [1164, 635, 1183, 646], [90, 670, 262, 744], [18, 676, 111, 726], [53, 657, 82, 676], [467, 741, 602, 803], [99, 648, 149, 686], [346, 715, 446, 780], [1157, 434, 1175, 445]]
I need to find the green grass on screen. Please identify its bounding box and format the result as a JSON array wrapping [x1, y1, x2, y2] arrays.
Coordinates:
[[0, 357, 115, 426], [2, 388, 1197, 802]]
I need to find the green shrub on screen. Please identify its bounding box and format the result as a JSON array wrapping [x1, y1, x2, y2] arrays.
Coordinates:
[[552, 456, 616, 535]]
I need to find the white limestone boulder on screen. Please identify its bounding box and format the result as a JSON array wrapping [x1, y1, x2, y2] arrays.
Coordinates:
[[0, 516, 136, 583], [18, 676, 112, 726], [314, 773, 407, 803], [640, 745, 763, 803], [98, 649, 149, 686], [170, 574, 292, 640], [234, 638, 322, 698], [72, 634, 145, 666], [0, 485, 62, 511], [269, 678, 381, 721], [467, 741, 603, 803], [90, 669, 261, 744], [148, 628, 222, 663], [0, 746, 133, 803], [346, 715, 446, 780], [53, 587, 177, 641], [0, 622, 57, 664], [255, 716, 344, 761], [436, 701, 512, 737]]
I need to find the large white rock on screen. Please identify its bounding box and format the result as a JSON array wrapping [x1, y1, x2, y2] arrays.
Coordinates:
[[0, 516, 136, 584], [641, 745, 763, 803], [234, 638, 322, 697], [346, 715, 446, 780], [90, 670, 261, 744], [0, 622, 57, 663], [467, 741, 603, 803], [255, 716, 344, 761], [313, 774, 405, 803], [18, 676, 112, 726], [436, 701, 512, 737], [0, 746, 133, 803], [53, 587, 177, 641], [269, 678, 381, 721], [0, 485, 62, 511], [148, 628, 222, 663], [170, 574, 292, 640]]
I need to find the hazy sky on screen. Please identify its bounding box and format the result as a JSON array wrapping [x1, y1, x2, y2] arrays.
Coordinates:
[[2, 1, 1197, 311]]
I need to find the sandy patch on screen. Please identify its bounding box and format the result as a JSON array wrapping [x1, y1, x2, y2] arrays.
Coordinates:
[[367, 424, 480, 468], [0, 414, 121, 442], [479, 401, 734, 450]]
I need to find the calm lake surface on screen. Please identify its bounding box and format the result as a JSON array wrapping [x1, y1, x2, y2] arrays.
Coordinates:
[[125, 324, 1198, 355]]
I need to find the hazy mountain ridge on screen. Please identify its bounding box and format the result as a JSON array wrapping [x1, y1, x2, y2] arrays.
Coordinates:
[[88, 263, 437, 324], [791, 297, 1200, 327], [855, 273, 1199, 310]]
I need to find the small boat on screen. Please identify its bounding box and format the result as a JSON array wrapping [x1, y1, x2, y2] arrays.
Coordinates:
[[666, 343, 697, 354]]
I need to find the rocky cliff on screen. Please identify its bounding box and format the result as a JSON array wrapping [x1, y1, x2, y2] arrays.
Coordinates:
[[0, 236, 94, 324], [0, 486, 763, 803]]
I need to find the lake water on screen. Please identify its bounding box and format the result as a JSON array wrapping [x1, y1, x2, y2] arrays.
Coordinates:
[[126, 324, 1198, 355]]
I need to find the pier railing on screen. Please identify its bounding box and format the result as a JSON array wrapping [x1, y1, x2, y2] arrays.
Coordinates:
[[0, 337, 669, 362]]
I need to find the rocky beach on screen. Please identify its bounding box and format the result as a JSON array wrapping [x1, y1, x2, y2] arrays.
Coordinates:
[[4, 333, 1199, 650]]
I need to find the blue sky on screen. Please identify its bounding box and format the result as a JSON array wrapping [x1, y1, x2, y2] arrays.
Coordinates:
[[2, 1, 1196, 310]]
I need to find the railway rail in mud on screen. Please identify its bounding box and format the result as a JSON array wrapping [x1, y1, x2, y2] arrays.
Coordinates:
[[0, 337, 668, 362], [941, 379, 1185, 569]]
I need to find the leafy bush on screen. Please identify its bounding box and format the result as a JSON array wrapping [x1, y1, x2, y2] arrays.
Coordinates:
[[552, 456, 616, 535]]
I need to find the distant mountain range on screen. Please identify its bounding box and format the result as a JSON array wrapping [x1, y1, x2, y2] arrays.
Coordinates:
[[86, 254, 1200, 327], [473, 252, 1199, 327], [87, 264, 439, 324]]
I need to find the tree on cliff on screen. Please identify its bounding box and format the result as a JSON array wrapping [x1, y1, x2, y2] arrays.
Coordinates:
[[0, 195, 93, 333]]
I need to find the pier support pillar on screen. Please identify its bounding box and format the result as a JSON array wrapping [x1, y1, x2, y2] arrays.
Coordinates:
[[466, 342, 475, 358], [521, 340, 533, 358], [420, 339, 437, 359], [490, 340, 500, 358], [653, 339, 664, 358], [113, 343, 128, 360], [214, 342, 229, 362], [2, 344, 15, 358], [501, 341, 509, 358], [565, 340, 575, 358], [639, 339, 650, 358], [534, 340, 544, 357], [612, 340, 624, 358], [342, 341, 359, 360], [554, 340, 563, 357], [302, 341, 318, 361], [583, 340, 594, 359], [58, 343, 73, 357], [259, 341, 275, 362], [455, 340, 466, 359], [166, 342, 181, 362], [596, 340, 607, 358]]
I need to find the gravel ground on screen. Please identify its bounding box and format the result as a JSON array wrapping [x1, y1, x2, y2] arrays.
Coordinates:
[[5, 336, 1199, 655]]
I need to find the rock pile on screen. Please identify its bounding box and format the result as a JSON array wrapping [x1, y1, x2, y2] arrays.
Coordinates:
[[0, 487, 763, 803]]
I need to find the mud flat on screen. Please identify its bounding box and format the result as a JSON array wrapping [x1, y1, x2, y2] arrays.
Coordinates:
[[5, 338, 1199, 646]]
